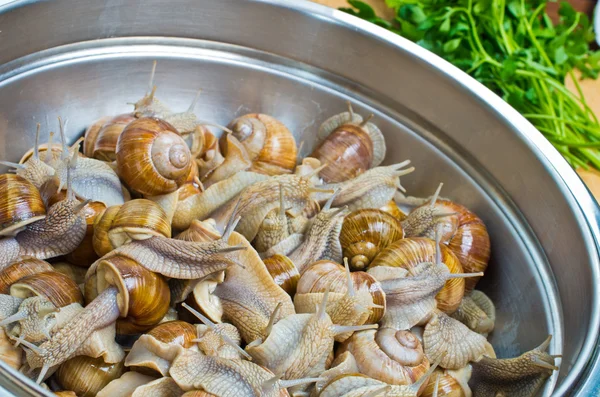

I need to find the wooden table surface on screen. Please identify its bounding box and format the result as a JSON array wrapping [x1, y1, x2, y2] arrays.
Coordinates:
[[312, 0, 600, 201]]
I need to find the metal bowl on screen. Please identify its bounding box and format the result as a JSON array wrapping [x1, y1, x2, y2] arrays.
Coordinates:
[[0, 0, 597, 395]]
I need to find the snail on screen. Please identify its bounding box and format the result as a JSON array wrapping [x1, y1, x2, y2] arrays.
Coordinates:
[[294, 259, 385, 341], [55, 355, 125, 397], [450, 290, 495, 336], [421, 367, 472, 397], [246, 289, 377, 391], [0, 125, 56, 189], [368, 232, 483, 330], [1, 296, 57, 346], [125, 320, 198, 376], [132, 61, 172, 119], [0, 167, 88, 271], [116, 117, 193, 196], [214, 231, 295, 343], [423, 311, 492, 370], [8, 269, 83, 308], [310, 103, 386, 183], [339, 327, 430, 386], [0, 257, 54, 294], [288, 192, 348, 274], [318, 356, 442, 397], [262, 254, 300, 296], [320, 162, 415, 212], [401, 184, 491, 292], [228, 113, 298, 176], [369, 236, 468, 314], [83, 116, 112, 158], [84, 255, 171, 335], [86, 114, 136, 161], [0, 174, 46, 237], [339, 208, 404, 271], [93, 199, 172, 253], [469, 335, 559, 397], [170, 348, 322, 396], [87, 210, 245, 280]]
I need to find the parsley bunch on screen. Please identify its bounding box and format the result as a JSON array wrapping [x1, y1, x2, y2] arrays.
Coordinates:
[[342, 0, 600, 169]]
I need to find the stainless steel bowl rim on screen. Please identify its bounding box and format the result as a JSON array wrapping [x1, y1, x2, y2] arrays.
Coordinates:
[[0, 0, 597, 395]]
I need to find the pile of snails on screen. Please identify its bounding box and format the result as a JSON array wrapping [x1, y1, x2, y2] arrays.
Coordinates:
[[0, 62, 559, 397]]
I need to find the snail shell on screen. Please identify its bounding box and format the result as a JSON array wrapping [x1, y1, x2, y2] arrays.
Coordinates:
[[56, 355, 125, 397], [0, 258, 53, 294], [380, 199, 407, 221], [182, 392, 218, 397], [92, 205, 121, 257], [228, 113, 297, 175], [295, 260, 385, 324], [10, 271, 83, 307], [116, 117, 193, 196], [0, 174, 46, 236], [92, 114, 136, 161], [339, 328, 430, 385], [421, 367, 472, 397], [66, 200, 107, 267], [182, 273, 225, 323], [403, 197, 490, 292], [107, 199, 172, 248], [86, 255, 171, 334], [262, 254, 300, 296], [125, 320, 197, 376], [0, 326, 22, 369], [312, 105, 386, 183], [340, 209, 404, 271], [83, 116, 111, 158], [370, 237, 466, 314]]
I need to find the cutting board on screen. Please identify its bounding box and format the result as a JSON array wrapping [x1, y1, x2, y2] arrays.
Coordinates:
[[313, 0, 600, 201]]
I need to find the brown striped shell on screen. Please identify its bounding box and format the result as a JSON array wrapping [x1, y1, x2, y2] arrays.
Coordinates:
[[56, 356, 125, 397], [228, 113, 297, 175], [147, 320, 197, 347], [311, 105, 386, 183], [107, 199, 172, 248], [263, 254, 300, 296], [92, 114, 136, 161], [86, 255, 171, 334], [338, 328, 430, 385], [0, 258, 53, 294], [295, 260, 385, 324], [83, 116, 111, 158], [403, 198, 490, 292], [340, 209, 404, 271], [0, 174, 46, 236], [369, 237, 465, 314], [10, 271, 83, 307], [116, 117, 192, 195]]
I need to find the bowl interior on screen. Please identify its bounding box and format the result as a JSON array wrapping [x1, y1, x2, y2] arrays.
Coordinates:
[[0, 37, 566, 395]]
